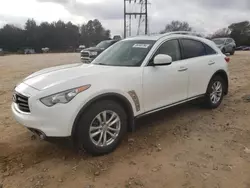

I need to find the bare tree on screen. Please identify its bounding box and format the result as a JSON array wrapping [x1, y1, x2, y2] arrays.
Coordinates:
[[210, 28, 231, 39], [160, 20, 192, 34]]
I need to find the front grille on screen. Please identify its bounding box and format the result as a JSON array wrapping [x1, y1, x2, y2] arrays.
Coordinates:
[[81, 51, 90, 57], [81, 58, 93, 64], [13, 92, 30, 113]]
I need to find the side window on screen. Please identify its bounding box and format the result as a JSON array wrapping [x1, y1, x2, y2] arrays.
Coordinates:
[[229, 39, 235, 44], [181, 39, 206, 59], [225, 39, 231, 44], [155, 40, 181, 61], [204, 44, 217, 55]]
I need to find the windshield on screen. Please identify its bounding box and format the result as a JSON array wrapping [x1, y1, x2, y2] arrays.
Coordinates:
[[96, 41, 113, 49], [212, 39, 225, 45], [92, 40, 155, 67]]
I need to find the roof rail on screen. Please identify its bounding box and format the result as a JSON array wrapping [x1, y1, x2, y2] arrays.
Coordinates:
[[160, 31, 202, 38]]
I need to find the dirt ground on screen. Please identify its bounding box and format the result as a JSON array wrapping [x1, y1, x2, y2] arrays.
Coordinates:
[[1, 52, 250, 188]]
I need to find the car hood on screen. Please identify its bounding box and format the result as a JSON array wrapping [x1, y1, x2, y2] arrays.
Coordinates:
[[23, 63, 116, 90], [216, 44, 224, 49], [82, 47, 104, 52]]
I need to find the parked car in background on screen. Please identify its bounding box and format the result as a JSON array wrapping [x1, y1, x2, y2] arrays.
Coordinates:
[[242, 46, 250, 51], [113, 35, 122, 41], [75, 45, 86, 52], [80, 40, 119, 63], [212, 38, 236, 55], [236, 46, 250, 51], [12, 31, 229, 155], [42, 47, 50, 53], [0, 48, 3, 56], [24, 48, 35, 54]]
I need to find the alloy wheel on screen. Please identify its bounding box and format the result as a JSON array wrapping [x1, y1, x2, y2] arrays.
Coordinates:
[[210, 81, 223, 104], [89, 110, 121, 147]]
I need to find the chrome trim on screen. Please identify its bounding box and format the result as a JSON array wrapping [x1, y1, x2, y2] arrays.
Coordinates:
[[136, 94, 204, 118], [81, 51, 90, 57], [81, 57, 94, 64], [13, 103, 30, 115]]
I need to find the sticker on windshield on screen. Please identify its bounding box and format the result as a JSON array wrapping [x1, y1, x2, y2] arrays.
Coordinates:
[[133, 44, 151, 48]]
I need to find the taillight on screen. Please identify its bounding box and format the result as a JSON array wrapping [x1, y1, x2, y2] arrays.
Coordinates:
[[225, 57, 230, 63]]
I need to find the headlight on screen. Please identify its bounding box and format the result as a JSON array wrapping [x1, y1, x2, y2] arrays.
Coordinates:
[[89, 51, 98, 56], [40, 85, 90, 107]]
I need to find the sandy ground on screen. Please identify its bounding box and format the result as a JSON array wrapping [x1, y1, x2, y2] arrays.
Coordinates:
[[1, 52, 250, 188]]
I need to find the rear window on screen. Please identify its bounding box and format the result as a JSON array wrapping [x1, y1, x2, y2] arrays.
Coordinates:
[[181, 39, 206, 59], [212, 39, 225, 45], [228, 38, 234, 43]]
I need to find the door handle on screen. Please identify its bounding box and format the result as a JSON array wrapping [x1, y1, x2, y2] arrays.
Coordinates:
[[178, 67, 188, 72], [208, 61, 215, 65]]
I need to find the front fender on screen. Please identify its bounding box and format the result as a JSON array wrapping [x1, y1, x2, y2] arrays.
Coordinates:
[[69, 89, 139, 136]]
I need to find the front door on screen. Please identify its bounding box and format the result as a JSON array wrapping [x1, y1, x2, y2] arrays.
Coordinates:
[[142, 39, 189, 112]]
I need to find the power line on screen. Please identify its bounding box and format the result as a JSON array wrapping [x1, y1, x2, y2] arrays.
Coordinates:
[[124, 0, 149, 38]]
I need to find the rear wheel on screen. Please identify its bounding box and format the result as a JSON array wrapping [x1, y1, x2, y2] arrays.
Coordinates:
[[74, 100, 127, 155], [203, 76, 225, 109]]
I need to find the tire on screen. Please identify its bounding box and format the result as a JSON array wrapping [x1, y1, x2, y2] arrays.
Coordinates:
[[221, 48, 226, 54], [230, 48, 235, 55], [74, 100, 127, 155], [203, 76, 225, 109]]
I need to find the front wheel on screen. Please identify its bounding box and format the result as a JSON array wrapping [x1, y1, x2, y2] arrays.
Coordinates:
[[203, 76, 225, 109], [230, 48, 235, 55], [74, 100, 127, 155], [221, 48, 226, 54]]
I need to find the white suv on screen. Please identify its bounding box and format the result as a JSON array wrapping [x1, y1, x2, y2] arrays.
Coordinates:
[[12, 32, 229, 155]]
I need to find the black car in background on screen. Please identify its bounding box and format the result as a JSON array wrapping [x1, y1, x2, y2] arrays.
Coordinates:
[[80, 40, 119, 63]]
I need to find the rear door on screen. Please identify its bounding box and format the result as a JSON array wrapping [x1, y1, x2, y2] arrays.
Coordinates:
[[180, 38, 218, 98]]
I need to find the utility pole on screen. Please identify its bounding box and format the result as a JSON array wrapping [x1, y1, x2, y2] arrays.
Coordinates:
[[124, 0, 149, 38]]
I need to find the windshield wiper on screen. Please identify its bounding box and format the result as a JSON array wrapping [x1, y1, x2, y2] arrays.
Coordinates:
[[96, 63, 108, 66]]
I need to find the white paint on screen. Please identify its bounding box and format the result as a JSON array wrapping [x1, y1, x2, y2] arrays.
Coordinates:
[[12, 33, 228, 139]]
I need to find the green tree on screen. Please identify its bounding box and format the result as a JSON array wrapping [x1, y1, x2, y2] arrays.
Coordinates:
[[0, 24, 25, 52], [0, 18, 110, 52], [80, 19, 110, 47], [229, 21, 250, 46], [24, 19, 38, 50]]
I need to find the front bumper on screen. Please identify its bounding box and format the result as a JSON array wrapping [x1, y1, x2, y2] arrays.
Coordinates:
[[11, 83, 82, 138], [12, 102, 72, 137]]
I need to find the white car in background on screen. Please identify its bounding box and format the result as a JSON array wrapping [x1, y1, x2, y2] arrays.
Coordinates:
[[12, 32, 229, 155]]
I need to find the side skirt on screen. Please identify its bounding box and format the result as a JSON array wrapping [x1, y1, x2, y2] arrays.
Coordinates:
[[135, 94, 205, 119]]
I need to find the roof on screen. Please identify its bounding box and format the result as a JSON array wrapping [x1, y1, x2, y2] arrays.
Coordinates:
[[123, 31, 218, 53], [124, 31, 205, 41], [212, 37, 234, 41], [212, 38, 228, 40]]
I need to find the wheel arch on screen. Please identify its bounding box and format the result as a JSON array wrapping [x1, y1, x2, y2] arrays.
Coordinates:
[[208, 70, 229, 95], [71, 93, 135, 138]]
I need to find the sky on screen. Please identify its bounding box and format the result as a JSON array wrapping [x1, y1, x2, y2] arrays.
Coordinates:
[[0, 0, 250, 36]]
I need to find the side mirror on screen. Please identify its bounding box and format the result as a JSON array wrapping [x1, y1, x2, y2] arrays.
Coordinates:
[[153, 54, 172, 66]]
